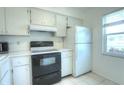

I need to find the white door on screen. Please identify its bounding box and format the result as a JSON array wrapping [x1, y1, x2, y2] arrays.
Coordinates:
[[5, 8, 30, 35], [61, 57, 72, 77], [56, 14, 67, 37], [31, 8, 56, 26], [0, 71, 12, 85], [0, 56, 12, 85], [75, 26, 91, 43], [0, 8, 5, 34], [31, 8, 45, 25], [13, 65, 30, 85], [73, 44, 91, 77], [43, 11, 56, 26], [67, 17, 83, 27]]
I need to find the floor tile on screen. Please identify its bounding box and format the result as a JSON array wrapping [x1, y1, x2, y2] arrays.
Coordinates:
[[99, 79, 118, 85], [54, 72, 117, 85]]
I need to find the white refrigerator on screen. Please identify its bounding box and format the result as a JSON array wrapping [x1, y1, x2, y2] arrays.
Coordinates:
[[64, 26, 92, 77]]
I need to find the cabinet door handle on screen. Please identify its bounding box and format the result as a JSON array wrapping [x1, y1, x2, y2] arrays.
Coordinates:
[[27, 26, 30, 35], [0, 29, 3, 34]]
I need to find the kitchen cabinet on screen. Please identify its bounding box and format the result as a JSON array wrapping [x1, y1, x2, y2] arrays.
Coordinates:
[[0, 8, 30, 35], [0, 56, 12, 85], [0, 70, 12, 85], [67, 16, 83, 27], [60, 49, 73, 77], [0, 8, 5, 35], [11, 56, 31, 85], [55, 14, 67, 37], [61, 57, 72, 77], [30, 8, 56, 27], [13, 65, 30, 85], [5, 8, 30, 35]]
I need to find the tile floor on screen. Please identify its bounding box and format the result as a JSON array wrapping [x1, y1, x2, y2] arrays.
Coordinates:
[[54, 72, 118, 85]]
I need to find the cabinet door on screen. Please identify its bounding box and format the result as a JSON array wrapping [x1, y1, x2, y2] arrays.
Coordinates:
[[61, 57, 72, 77], [0, 57, 12, 85], [13, 65, 31, 85], [5, 8, 30, 35], [56, 15, 67, 37], [0, 8, 5, 34], [67, 17, 83, 27], [43, 11, 56, 26], [31, 8, 56, 26], [0, 71, 12, 85]]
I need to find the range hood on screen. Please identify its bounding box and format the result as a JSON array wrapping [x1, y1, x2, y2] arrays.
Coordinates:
[[29, 25, 57, 32]]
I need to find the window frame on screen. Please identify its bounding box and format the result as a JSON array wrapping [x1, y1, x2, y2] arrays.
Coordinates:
[[102, 9, 124, 58]]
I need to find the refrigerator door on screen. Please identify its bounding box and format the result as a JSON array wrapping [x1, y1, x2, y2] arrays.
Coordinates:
[[75, 26, 91, 43], [73, 44, 91, 77]]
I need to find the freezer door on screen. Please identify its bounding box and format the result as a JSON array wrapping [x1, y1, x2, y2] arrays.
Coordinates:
[[75, 26, 91, 43], [73, 44, 91, 77]]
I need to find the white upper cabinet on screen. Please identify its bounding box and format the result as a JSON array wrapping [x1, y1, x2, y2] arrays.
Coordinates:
[[30, 8, 56, 27], [5, 8, 30, 35], [55, 14, 67, 37], [67, 17, 83, 27], [0, 8, 5, 35]]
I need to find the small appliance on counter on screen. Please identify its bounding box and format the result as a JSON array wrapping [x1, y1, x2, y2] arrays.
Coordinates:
[[0, 42, 8, 54], [30, 41, 61, 85]]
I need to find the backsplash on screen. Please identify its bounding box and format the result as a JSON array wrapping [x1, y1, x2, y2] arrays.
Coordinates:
[[30, 32, 63, 49], [0, 32, 64, 52]]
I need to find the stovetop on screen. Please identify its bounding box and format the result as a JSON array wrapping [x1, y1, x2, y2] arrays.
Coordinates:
[[31, 49, 60, 55], [31, 49, 58, 53]]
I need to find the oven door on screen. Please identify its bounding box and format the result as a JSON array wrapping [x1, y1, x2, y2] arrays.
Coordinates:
[[32, 52, 61, 77]]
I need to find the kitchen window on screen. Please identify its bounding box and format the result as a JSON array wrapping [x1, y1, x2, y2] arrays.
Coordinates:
[[102, 9, 124, 57]]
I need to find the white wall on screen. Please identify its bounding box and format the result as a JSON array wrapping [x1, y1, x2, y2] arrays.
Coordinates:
[[84, 7, 124, 84], [0, 32, 63, 52]]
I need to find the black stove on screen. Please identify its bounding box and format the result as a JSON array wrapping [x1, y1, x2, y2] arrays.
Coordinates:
[[30, 41, 61, 85]]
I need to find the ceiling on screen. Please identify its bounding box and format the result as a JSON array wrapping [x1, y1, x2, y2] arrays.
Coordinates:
[[39, 7, 123, 19]]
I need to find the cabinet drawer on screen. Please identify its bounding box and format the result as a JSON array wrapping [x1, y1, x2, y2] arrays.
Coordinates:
[[61, 51, 72, 58], [11, 56, 30, 67]]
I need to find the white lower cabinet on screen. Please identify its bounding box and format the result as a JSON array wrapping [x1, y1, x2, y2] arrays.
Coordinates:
[[11, 56, 31, 85], [61, 57, 72, 77], [0, 56, 12, 85], [60, 49, 73, 77], [0, 71, 12, 85], [13, 65, 30, 85]]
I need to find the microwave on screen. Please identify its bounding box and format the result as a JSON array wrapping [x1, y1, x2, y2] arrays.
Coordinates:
[[0, 42, 8, 53]]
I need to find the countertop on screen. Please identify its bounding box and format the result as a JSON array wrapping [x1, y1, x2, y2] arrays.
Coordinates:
[[58, 49, 72, 52], [2, 48, 73, 57], [9, 51, 31, 57]]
